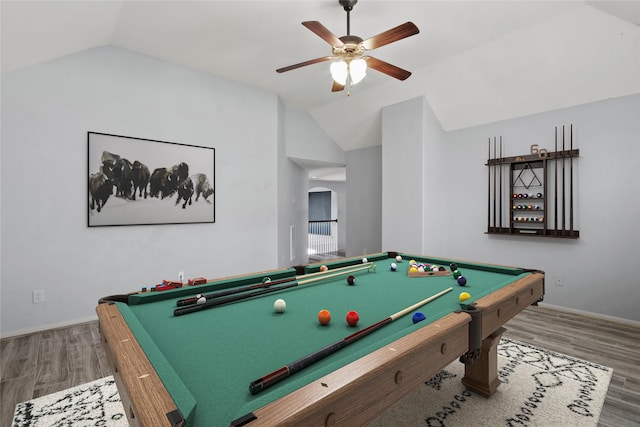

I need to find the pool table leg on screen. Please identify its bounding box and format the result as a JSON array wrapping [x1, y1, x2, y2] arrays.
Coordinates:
[[461, 327, 506, 397]]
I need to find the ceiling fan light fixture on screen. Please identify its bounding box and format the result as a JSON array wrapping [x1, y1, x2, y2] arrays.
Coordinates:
[[330, 60, 348, 85], [349, 58, 367, 84], [330, 58, 367, 86]]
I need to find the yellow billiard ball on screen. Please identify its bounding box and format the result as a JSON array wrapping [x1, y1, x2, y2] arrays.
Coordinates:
[[459, 292, 471, 303]]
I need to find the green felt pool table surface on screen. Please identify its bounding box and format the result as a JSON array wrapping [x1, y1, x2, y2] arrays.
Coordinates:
[[97, 252, 544, 426]]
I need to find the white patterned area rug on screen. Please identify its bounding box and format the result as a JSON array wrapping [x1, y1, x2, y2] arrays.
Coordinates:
[[12, 339, 612, 427], [12, 376, 127, 427], [370, 338, 613, 427]]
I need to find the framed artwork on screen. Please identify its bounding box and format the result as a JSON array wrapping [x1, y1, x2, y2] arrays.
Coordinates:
[[88, 132, 215, 227]]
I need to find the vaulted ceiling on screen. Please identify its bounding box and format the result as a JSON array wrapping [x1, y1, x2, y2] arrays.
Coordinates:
[[2, 1, 639, 155]]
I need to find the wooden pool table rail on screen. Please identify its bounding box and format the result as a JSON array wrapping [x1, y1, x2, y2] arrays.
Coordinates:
[[97, 303, 185, 427]]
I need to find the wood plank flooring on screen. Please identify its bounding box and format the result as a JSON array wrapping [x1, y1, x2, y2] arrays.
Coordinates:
[[1, 306, 638, 426], [501, 306, 640, 427], [0, 322, 112, 427]]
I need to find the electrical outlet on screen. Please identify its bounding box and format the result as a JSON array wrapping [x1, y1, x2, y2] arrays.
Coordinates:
[[33, 289, 45, 304], [178, 271, 185, 283]]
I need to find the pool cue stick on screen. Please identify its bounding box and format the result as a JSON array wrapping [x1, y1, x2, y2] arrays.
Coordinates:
[[570, 124, 574, 235], [553, 126, 558, 236], [174, 264, 375, 316], [493, 137, 497, 232], [487, 138, 491, 232], [177, 277, 295, 307], [248, 287, 454, 394], [499, 137, 502, 231], [176, 263, 374, 307], [562, 125, 566, 236]]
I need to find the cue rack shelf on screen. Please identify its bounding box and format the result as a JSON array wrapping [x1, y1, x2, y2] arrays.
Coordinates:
[[485, 125, 580, 239]]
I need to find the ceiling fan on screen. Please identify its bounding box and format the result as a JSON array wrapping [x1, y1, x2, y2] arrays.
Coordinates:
[[276, 0, 419, 93]]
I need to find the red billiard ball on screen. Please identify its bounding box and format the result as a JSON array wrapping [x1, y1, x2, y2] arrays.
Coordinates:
[[347, 275, 356, 285], [346, 310, 359, 326]]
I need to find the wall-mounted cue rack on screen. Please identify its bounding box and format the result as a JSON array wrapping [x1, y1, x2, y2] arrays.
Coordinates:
[[486, 125, 580, 238]]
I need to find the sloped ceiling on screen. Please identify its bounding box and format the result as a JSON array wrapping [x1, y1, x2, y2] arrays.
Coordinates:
[[2, 0, 639, 156]]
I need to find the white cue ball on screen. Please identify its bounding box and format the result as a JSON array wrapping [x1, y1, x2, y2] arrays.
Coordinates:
[[395, 255, 402, 262], [362, 257, 368, 264], [196, 296, 206, 305], [274, 298, 286, 313]]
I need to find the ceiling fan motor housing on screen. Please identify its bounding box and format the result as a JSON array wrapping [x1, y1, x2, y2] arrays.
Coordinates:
[[333, 35, 365, 59], [339, 0, 357, 12]]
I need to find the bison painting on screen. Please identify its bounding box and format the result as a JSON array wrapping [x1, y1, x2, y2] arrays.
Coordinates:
[[175, 177, 194, 209], [88, 132, 214, 225], [132, 160, 150, 200], [191, 173, 214, 202], [89, 172, 112, 212]]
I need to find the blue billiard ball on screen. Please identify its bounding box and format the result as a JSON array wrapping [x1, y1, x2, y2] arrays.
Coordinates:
[[412, 312, 426, 324], [457, 276, 467, 286]]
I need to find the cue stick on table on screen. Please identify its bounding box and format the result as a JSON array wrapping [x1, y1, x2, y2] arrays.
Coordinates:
[[176, 262, 374, 307], [249, 287, 454, 395], [173, 263, 376, 316]]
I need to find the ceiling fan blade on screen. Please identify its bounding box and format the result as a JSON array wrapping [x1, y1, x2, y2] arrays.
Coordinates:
[[365, 56, 412, 81], [331, 80, 345, 92], [302, 21, 344, 47], [361, 22, 419, 50], [276, 56, 334, 73]]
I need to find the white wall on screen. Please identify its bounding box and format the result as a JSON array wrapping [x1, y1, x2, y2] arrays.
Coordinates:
[[0, 47, 325, 336], [345, 146, 382, 258], [285, 107, 345, 167], [278, 102, 309, 267], [381, 93, 640, 322]]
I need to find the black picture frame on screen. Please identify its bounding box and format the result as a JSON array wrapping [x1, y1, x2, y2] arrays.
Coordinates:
[[88, 132, 215, 227]]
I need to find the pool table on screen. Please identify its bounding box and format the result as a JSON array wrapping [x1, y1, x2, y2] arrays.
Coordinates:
[[96, 252, 544, 426]]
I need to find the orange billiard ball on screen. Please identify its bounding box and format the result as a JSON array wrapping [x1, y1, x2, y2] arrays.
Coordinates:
[[318, 309, 331, 325], [320, 265, 328, 272]]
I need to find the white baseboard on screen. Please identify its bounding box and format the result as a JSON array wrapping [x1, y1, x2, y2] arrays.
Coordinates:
[[538, 302, 640, 328], [0, 315, 99, 339]]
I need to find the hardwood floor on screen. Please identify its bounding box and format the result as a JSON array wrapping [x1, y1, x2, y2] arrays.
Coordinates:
[[0, 321, 112, 427], [501, 306, 640, 427], [1, 305, 638, 426]]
